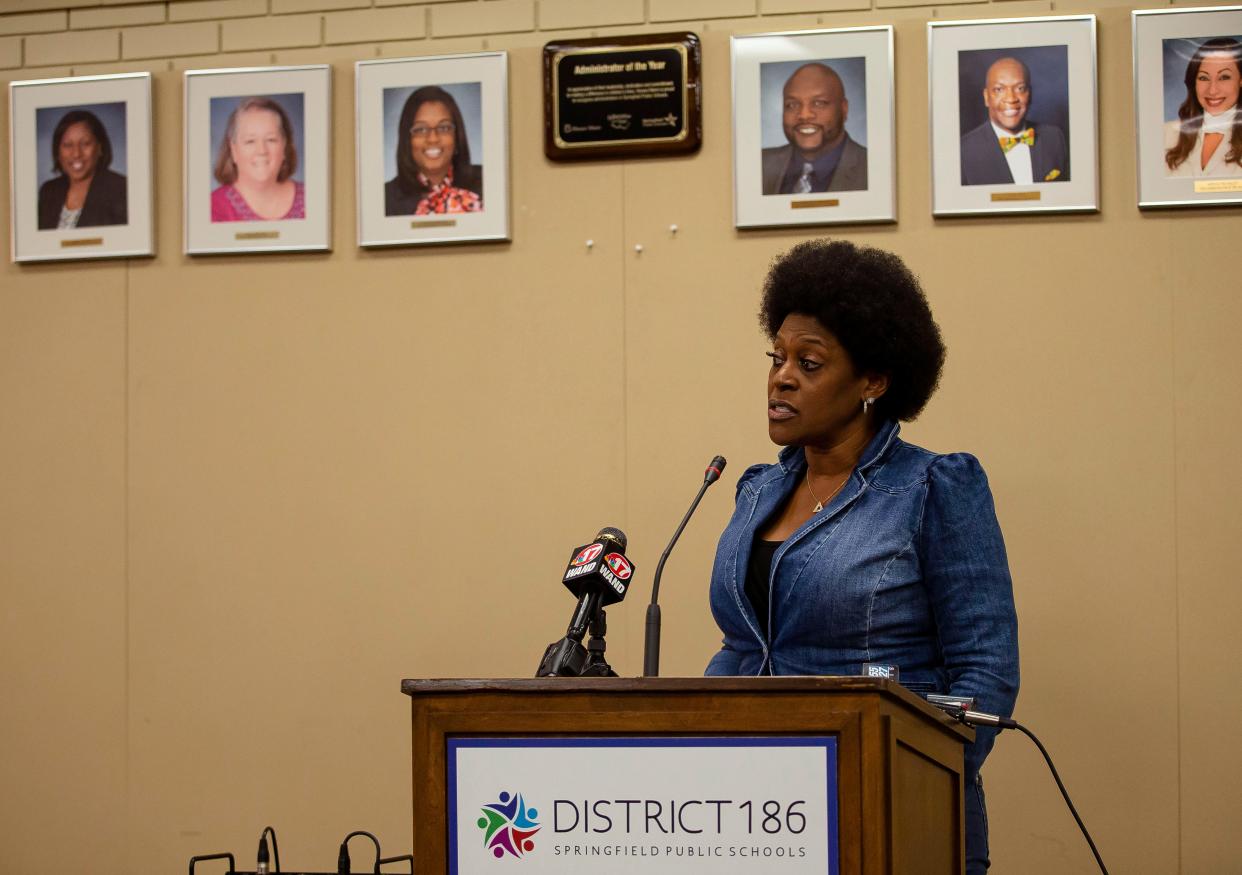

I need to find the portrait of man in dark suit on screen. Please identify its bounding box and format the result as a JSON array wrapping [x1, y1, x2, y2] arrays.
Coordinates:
[[960, 55, 1070, 186], [761, 62, 868, 195]]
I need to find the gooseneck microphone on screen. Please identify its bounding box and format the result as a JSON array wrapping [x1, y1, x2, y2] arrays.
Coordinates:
[[643, 455, 726, 677], [537, 527, 635, 677]]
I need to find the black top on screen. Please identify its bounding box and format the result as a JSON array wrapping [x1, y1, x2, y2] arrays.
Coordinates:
[[744, 538, 782, 639], [37, 167, 128, 230]]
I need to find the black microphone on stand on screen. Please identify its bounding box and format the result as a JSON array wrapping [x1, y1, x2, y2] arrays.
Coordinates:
[[537, 527, 635, 677], [643, 455, 726, 677]]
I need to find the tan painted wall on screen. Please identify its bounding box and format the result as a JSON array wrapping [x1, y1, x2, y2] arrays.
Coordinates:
[[2, 1, 1239, 873]]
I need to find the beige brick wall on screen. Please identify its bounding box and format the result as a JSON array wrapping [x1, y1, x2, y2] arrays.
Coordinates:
[[324, 6, 425, 44], [24, 26, 119, 65], [0, 0, 101, 13], [271, 0, 369, 13], [123, 20, 218, 59], [221, 10, 320, 50], [430, 0, 535, 37], [168, 0, 266, 23], [760, 0, 871, 12], [651, 0, 758, 22], [0, 33, 19, 67], [69, 4, 166, 29], [0, 10, 66, 35], [539, 0, 644, 31]]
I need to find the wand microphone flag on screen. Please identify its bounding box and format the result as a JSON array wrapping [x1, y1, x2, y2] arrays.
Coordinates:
[[537, 527, 635, 677], [562, 526, 632, 607]]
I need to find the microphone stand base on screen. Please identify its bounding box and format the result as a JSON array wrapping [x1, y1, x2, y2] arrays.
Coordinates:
[[536, 637, 589, 677]]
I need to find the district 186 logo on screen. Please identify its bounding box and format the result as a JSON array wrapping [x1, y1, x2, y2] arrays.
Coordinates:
[[476, 790, 540, 859], [571, 543, 604, 566], [604, 552, 632, 580]]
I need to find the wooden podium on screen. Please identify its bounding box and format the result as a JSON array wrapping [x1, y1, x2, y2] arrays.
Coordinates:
[[401, 676, 972, 874]]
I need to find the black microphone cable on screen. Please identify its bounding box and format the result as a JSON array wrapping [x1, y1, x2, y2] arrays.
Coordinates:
[[337, 829, 414, 874], [377, 852, 415, 873], [188, 852, 234, 875], [945, 708, 1110, 875], [257, 825, 280, 873], [338, 830, 380, 874]]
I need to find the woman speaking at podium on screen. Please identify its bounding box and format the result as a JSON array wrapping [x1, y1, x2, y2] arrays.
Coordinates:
[[705, 240, 1019, 875]]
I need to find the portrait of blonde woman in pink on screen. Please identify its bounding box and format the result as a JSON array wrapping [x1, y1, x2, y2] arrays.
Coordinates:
[[211, 97, 305, 222], [1165, 37, 1242, 177]]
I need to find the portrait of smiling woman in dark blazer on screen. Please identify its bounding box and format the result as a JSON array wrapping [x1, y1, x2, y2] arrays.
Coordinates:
[[37, 109, 128, 230]]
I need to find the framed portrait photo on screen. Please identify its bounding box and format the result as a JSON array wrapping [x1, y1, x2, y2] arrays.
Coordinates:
[[929, 15, 1098, 216], [355, 52, 509, 248], [8, 72, 153, 263], [1134, 6, 1242, 208], [183, 65, 331, 255], [732, 26, 896, 228]]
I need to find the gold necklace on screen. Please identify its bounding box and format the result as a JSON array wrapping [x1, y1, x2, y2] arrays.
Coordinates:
[[805, 468, 847, 513]]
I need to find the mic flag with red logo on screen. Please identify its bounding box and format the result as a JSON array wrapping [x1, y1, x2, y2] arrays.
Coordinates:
[[561, 534, 635, 607]]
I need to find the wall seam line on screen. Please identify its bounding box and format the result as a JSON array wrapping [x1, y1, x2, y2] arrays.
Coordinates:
[[1170, 238, 1182, 874], [123, 254, 133, 875]]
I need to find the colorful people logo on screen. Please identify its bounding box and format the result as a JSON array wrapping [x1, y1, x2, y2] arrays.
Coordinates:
[[476, 790, 540, 859]]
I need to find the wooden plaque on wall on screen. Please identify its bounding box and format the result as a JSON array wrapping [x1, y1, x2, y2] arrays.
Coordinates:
[[543, 32, 702, 161]]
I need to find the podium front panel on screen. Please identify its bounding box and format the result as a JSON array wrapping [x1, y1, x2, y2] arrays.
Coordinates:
[[447, 735, 839, 874]]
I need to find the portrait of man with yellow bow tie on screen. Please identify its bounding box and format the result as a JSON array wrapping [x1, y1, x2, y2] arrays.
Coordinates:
[[959, 54, 1070, 185]]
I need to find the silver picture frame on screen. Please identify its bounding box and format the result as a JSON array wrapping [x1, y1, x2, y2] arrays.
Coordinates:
[[183, 65, 332, 255], [928, 15, 1098, 217], [1133, 6, 1242, 209], [8, 72, 154, 263], [355, 51, 510, 248], [731, 26, 896, 228]]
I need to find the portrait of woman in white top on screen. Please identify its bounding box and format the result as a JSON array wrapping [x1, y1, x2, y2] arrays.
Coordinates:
[[1164, 37, 1242, 178]]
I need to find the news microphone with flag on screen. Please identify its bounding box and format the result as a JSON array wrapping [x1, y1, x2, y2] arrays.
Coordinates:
[[537, 527, 635, 677], [562, 526, 633, 635], [643, 455, 726, 677]]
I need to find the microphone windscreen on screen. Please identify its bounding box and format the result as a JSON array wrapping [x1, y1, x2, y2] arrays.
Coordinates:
[[595, 526, 627, 552]]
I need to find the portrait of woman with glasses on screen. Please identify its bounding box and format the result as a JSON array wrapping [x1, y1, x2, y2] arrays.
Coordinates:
[[384, 85, 483, 216]]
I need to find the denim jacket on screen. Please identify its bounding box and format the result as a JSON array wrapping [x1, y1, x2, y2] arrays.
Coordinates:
[[705, 420, 1020, 774]]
